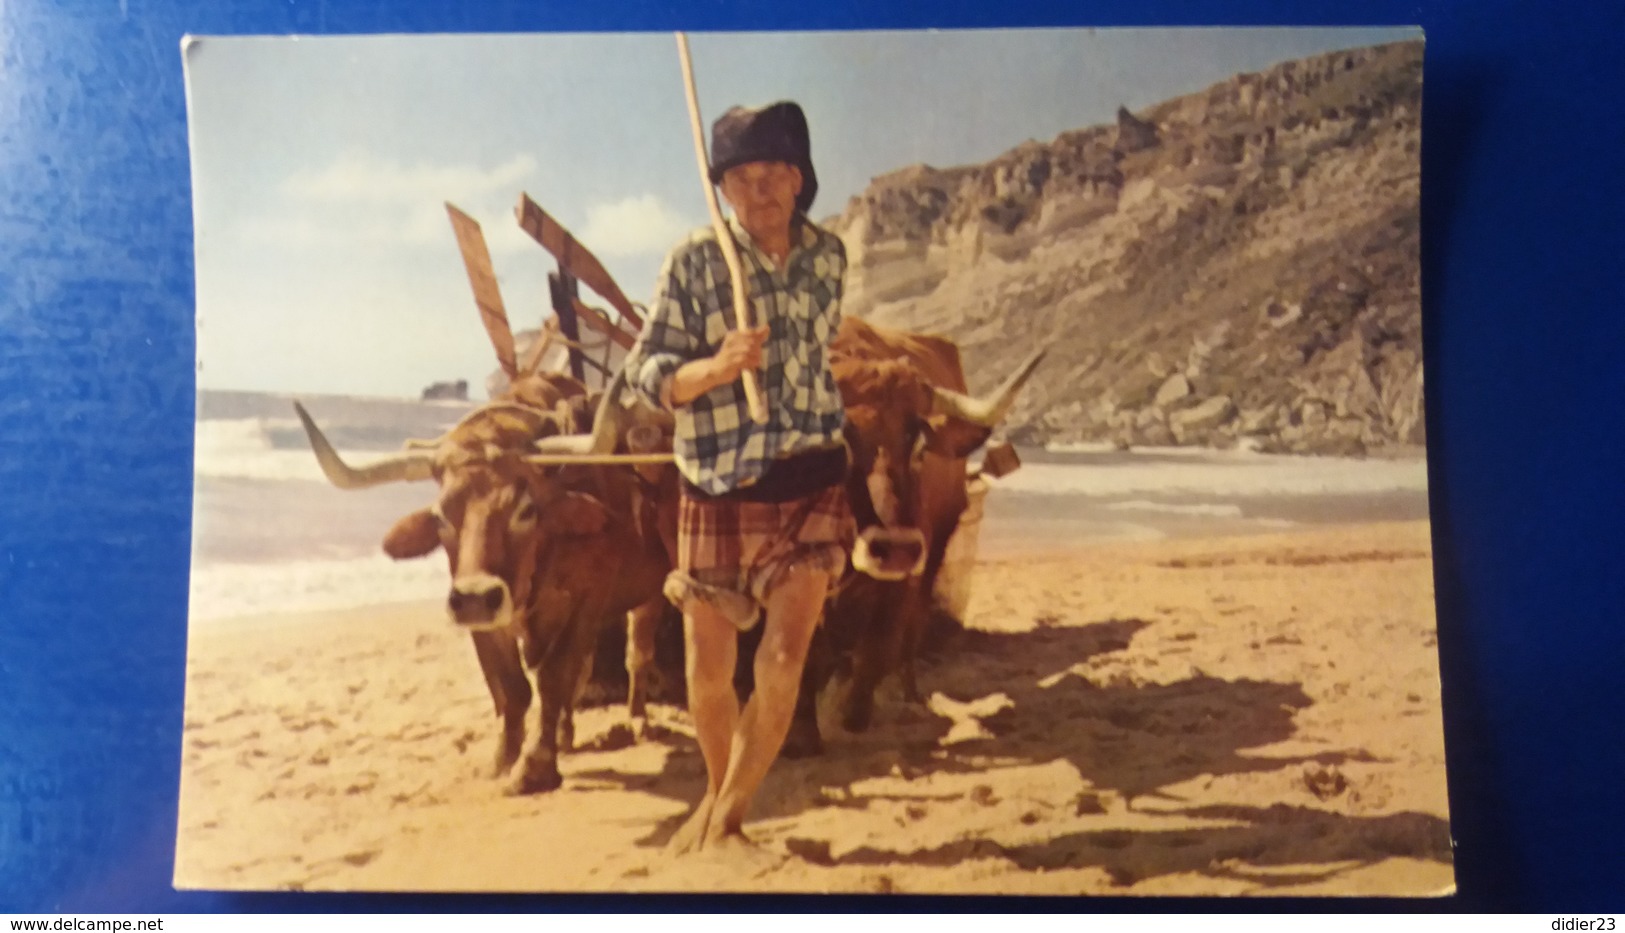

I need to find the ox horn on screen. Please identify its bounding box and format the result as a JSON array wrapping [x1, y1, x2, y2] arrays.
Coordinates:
[[293, 401, 435, 489], [525, 368, 677, 466], [930, 346, 1049, 428]]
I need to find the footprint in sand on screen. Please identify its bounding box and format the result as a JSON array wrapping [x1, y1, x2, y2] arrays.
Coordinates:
[[1303, 764, 1348, 800]]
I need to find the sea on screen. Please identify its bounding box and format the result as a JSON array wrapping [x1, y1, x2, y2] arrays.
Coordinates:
[[189, 389, 1432, 623]]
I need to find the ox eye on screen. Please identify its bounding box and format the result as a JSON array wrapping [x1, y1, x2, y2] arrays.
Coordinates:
[[515, 502, 538, 523]]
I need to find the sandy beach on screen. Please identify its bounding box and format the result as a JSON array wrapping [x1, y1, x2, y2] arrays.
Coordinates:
[[174, 519, 1451, 896]]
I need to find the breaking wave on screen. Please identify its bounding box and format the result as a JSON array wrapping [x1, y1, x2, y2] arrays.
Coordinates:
[[193, 417, 328, 482], [189, 553, 448, 622], [999, 449, 1427, 498], [1104, 500, 1246, 518]]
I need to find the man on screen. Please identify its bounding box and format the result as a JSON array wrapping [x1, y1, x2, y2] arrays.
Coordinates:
[[624, 100, 852, 853]]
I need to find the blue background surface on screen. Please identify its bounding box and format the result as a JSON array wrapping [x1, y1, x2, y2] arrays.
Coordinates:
[[3, 0, 1622, 913]]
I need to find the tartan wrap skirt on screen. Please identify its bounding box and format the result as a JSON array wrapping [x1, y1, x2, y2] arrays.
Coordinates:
[[662, 481, 855, 631]]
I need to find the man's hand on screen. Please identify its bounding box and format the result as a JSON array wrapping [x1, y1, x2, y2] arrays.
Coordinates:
[[668, 326, 769, 407], [713, 326, 768, 382]]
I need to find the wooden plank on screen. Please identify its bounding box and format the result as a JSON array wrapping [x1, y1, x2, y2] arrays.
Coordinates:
[[571, 299, 637, 351], [515, 193, 643, 329], [570, 348, 612, 378], [549, 272, 586, 384], [445, 203, 518, 379]]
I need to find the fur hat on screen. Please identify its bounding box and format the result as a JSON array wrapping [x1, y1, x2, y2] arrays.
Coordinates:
[[708, 100, 818, 214]]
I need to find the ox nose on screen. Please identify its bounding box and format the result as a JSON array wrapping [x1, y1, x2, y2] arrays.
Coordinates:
[[852, 526, 928, 581], [447, 578, 510, 628]]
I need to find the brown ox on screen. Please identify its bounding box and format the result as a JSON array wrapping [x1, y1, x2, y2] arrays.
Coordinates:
[[294, 371, 676, 794], [783, 318, 1044, 752], [576, 319, 1041, 756], [447, 323, 1040, 766]]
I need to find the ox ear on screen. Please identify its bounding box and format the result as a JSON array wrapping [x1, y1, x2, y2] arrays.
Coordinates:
[[921, 419, 994, 461], [383, 508, 442, 560], [550, 492, 610, 537]]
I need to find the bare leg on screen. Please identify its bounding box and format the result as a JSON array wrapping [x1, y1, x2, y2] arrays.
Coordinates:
[[703, 566, 829, 845], [782, 626, 830, 759], [667, 600, 739, 854]]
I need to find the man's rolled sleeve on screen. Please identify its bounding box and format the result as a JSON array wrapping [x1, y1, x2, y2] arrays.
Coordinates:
[[627, 252, 703, 411], [635, 351, 684, 410]]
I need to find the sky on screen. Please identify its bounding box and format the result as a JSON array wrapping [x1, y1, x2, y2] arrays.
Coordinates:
[[185, 26, 1420, 399]]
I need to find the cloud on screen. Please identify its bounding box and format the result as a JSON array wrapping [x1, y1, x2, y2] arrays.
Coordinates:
[[577, 193, 690, 258], [238, 152, 541, 252], [284, 151, 537, 206], [219, 155, 682, 328], [234, 154, 688, 268]]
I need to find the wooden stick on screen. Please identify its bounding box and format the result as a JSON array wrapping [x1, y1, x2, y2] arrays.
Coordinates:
[[524, 451, 676, 466], [676, 32, 769, 425]]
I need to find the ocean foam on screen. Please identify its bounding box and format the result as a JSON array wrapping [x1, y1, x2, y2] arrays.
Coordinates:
[[1104, 500, 1246, 518], [996, 450, 1428, 498], [1045, 441, 1216, 458], [194, 418, 306, 482], [193, 417, 407, 483], [189, 553, 449, 621]]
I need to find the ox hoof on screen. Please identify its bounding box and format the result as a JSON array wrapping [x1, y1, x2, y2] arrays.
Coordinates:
[[587, 722, 639, 752], [504, 764, 563, 796], [901, 668, 923, 705], [841, 700, 875, 734], [490, 739, 523, 779]]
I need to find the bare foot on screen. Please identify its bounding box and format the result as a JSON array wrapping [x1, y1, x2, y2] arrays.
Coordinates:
[[666, 794, 715, 856], [701, 827, 783, 874], [702, 824, 754, 851], [700, 803, 756, 851]]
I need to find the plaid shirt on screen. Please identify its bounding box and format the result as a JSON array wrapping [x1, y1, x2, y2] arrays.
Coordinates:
[[627, 215, 847, 496]]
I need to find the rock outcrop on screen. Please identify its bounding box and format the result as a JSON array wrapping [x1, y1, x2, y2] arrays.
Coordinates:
[[825, 40, 1425, 455], [1115, 105, 1161, 153], [421, 379, 469, 401]]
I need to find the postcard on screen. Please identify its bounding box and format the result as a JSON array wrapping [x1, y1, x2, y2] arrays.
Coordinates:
[[177, 26, 1448, 895]]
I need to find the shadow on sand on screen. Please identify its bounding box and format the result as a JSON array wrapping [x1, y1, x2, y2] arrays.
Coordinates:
[[574, 614, 1450, 884], [801, 802, 1451, 889]]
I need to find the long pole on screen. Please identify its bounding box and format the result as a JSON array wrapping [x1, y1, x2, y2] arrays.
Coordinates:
[[675, 32, 770, 425]]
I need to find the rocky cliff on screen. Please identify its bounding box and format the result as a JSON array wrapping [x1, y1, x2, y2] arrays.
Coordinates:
[[826, 39, 1424, 454]]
